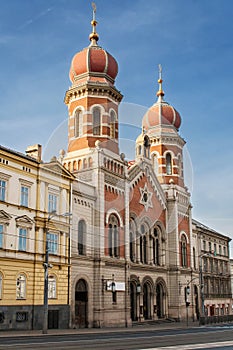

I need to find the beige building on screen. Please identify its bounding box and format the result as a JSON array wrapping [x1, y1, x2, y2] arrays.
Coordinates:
[[193, 219, 232, 322], [0, 144, 73, 330]]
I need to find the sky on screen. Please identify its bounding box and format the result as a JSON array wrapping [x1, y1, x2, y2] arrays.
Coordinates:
[[0, 0, 232, 252]]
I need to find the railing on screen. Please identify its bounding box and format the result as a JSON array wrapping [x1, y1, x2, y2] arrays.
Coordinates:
[[200, 314, 233, 325], [204, 293, 232, 298]]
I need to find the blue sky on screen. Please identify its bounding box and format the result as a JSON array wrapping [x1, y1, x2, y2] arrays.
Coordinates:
[[0, 0, 232, 252]]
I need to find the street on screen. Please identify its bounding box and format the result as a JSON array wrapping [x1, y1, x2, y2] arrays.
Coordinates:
[[0, 325, 233, 349]]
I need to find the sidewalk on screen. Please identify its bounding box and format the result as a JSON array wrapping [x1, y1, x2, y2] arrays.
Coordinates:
[[0, 320, 201, 338]]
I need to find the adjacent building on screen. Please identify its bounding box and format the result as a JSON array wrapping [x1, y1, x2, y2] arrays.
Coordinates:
[[193, 219, 232, 321], [0, 144, 73, 330]]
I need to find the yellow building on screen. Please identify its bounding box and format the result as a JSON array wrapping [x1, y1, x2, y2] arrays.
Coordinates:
[[0, 144, 73, 330]]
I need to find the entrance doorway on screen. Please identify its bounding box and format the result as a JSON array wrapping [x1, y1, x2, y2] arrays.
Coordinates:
[[75, 279, 88, 328], [143, 283, 151, 320], [194, 285, 199, 320], [156, 283, 164, 318], [130, 282, 137, 321]]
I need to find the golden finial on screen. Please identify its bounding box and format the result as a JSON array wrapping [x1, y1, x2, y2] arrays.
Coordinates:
[[156, 64, 165, 98], [89, 2, 99, 45]]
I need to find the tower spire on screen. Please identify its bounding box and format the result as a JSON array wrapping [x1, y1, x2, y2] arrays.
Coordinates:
[[156, 64, 165, 101], [89, 2, 99, 45]]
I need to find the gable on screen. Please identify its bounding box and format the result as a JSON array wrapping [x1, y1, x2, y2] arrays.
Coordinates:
[[0, 210, 12, 223], [15, 215, 34, 228], [129, 161, 166, 211], [41, 161, 75, 180]]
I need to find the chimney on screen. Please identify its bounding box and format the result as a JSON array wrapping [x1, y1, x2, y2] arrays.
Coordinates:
[[25, 144, 42, 162]]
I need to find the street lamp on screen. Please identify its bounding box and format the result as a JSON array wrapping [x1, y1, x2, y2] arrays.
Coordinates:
[[42, 211, 72, 334], [199, 252, 211, 325], [43, 210, 56, 334]]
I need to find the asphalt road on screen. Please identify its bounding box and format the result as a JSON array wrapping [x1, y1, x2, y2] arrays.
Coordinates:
[[1, 326, 233, 349]]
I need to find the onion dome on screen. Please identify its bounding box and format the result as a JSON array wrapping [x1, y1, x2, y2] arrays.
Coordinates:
[[69, 4, 118, 84], [142, 65, 181, 131]]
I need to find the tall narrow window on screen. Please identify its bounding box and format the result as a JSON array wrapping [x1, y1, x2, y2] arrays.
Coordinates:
[[130, 232, 134, 262], [19, 228, 27, 251], [110, 111, 116, 139], [16, 274, 26, 299], [143, 236, 147, 264], [48, 275, 56, 299], [181, 235, 187, 267], [193, 247, 196, 269], [21, 186, 29, 207], [78, 220, 86, 255], [74, 109, 82, 138], [48, 193, 57, 213], [93, 107, 101, 135], [47, 233, 58, 254], [0, 180, 6, 201], [166, 153, 172, 175], [109, 224, 113, 257], [0, 224, 3, 249], [108, 215, 119, 258]]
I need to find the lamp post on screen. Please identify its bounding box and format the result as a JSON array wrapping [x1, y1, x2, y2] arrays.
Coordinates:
[[199, 252, 211, 325], [42, 211, 72, 334], [43, 211, 56, 334]]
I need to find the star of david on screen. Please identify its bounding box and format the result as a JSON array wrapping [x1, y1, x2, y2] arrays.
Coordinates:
[[139, 183, 153, 211]]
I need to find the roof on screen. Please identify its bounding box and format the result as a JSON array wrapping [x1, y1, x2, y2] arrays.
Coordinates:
[[192, 218, 231, 241], [0, 144, 39, 163]]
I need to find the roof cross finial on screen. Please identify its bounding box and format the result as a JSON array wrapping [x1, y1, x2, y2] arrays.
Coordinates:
[[89, 2, 99, 45], [156, 63, 165, 100]]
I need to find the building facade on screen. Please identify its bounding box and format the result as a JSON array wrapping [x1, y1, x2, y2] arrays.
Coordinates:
[[0, 144, 73, 330], [0, 8, 232, 331], [62, 11, 231, 328], [193, 220, 232, 321]]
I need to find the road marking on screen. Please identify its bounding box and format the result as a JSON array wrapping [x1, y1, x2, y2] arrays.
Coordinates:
[[140, 340, 233, 349]]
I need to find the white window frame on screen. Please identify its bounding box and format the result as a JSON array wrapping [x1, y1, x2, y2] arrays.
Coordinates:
[[0, 180, 6, 201], [48, 193, 58, 213], [21, 185, 29, 207], [47, 232, 58, 255], [48, 275, 57, 299], [16, 274, 26, 299], [19, 227, 27, 251]]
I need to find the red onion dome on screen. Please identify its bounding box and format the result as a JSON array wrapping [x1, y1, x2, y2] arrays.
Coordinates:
[[142, 100, 181, 131], [69, 45, 118, 83]]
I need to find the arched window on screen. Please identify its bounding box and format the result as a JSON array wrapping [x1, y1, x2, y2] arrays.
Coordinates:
[[48, 275, 56, 299], [193, 247, 196, 270], [166, 153, 172, 175], [78, 220, 86, 255], [110, 111, 116, 139], [108, 215, 119, 258], [181, 235, 187, 267], [0, 273, 2, 299], [93, 107, 101, 135], [140, 224, 148, 264], [144, 136, 150, 158], [152, 228, 160, 265], [16, 274, 26, 299], [129, 219, 136, 262], [74, 109, 82, 138], [138, 145, 142, 155]]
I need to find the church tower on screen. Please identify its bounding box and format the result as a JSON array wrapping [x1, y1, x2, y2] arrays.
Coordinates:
[[138, 66, 185, 188], [63, 6, 123, 172], [136, 67, 193, 320]]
